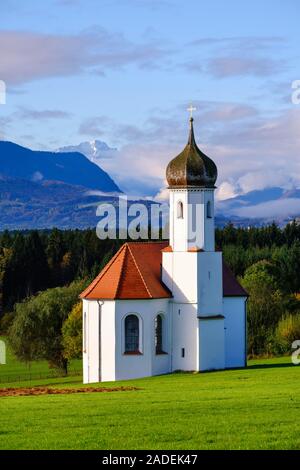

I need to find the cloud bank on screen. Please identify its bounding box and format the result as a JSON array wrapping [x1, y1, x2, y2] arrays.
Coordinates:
[[0, 28, 169, 85]]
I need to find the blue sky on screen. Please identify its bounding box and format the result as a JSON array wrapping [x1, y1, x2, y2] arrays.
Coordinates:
[[1, 0, 300, 206]]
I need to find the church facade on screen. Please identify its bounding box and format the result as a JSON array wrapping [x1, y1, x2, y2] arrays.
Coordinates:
[[81, 117, 248, 383]]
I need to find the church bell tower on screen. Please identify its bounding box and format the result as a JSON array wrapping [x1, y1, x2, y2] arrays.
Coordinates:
[[162, 110, 225, 372], [166, 114, 217, 252]]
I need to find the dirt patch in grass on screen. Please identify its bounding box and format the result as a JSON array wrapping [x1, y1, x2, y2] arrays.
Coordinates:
[[0, 386, 140, 397]]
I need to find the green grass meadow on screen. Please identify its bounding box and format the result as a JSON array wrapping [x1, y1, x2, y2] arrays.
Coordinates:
[[0, 336, 81, 384], [0, 337, 299, 450]]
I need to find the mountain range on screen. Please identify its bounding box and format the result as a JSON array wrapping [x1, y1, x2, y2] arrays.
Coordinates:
[[0, 141, 124, 229], [216, 187, 300, 226], [0, 140, 299, 230], [0, 141, 121, 193]]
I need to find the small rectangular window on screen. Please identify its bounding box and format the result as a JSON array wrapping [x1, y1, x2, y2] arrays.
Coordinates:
[[178, 309, 181, 315], [181, 348, 185, 358], [207, 200, 212, 218]]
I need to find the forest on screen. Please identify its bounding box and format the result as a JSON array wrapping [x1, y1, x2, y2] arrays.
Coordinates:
[[1, 222, 300, 369]]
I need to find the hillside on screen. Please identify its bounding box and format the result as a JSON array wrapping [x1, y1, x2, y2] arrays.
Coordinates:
[[0, 177, 122, 229], [0, 141, 124, 229], [0, 141, 121, 193], [0, 176, 159, 229]]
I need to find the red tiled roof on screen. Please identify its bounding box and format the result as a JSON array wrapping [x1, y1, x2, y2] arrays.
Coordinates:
[[222, 261, 248, 297], [80, 241, 247, 300], [80, 242, 172, 300]]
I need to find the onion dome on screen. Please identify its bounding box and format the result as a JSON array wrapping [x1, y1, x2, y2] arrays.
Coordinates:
[[166, 117, 217, 188]]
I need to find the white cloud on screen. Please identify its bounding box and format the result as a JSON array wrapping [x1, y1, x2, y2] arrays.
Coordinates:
[[88, 105, 300, 205], [237, 171, 293, 194], [207, 108, 300, 194], [231, 198, 300, 219], [216, 182, 238, 201], [31, 171, 44, 182], [101, 142, 172, 196], [207, 56, 284, 78], [0, 29, 169, 85], [17, 107, 71, 120], [202, 104, 257, 122], [185, 36, 286, 78], [154, 187, 169, 202]]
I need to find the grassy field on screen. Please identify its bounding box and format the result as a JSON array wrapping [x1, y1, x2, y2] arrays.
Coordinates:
[[0, 336, 81, 383], [0, 354, 299, 450]]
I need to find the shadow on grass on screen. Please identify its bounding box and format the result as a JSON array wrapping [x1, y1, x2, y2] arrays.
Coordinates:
[[247, 361, 295, 370]]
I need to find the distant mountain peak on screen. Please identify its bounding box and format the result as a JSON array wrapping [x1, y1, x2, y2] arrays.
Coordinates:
[[56, 140, 118, 164]]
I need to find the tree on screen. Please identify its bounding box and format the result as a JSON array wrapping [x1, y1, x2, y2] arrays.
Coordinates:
[[2, 231, 49, 311], [3, 233, 28, 309], [283, 220, 300, 246], [47, 228, 65, 285], [274, 313, 300, 354], [24, 231, 49, 294], [272, 242, 300, 294], [0, 247, 12, 317], [242, 260, 285, 355], [62, 302, 82, 360], [222, 244, 246, 277], [9, 280, 87, 373]]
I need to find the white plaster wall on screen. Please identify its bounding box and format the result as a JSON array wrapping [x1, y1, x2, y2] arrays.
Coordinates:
[[202, 189, 215, 251], [169, 188, 215, 252], [152, 311, 171, 376], [161, 251, 173, 292], [224, 297, 247, 368], [100, 301, 117, 382], [162, 252, 198, 303], [114, 299, 170, 381], [152, 353, 170, 376], [198, 318, 225, 371], [170, 190, 188, 251], [82, 299, 100, 384], [186, 190, 204, 251], [171, 302, 198, 371], [82, 300, 89, 383], [197, 252, 223, 316]]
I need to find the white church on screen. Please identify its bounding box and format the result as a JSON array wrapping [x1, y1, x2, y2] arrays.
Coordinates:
[[80, 116, 248, 383]]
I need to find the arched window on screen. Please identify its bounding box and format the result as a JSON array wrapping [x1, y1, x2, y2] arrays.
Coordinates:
[[125, 314, 139, 353], [207, 200, 212, 218], [177, 201, 184, 219], [155, 314, 163, 354]]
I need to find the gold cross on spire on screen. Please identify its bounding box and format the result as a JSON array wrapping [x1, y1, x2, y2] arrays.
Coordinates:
[[187, 104, 196, 118]]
